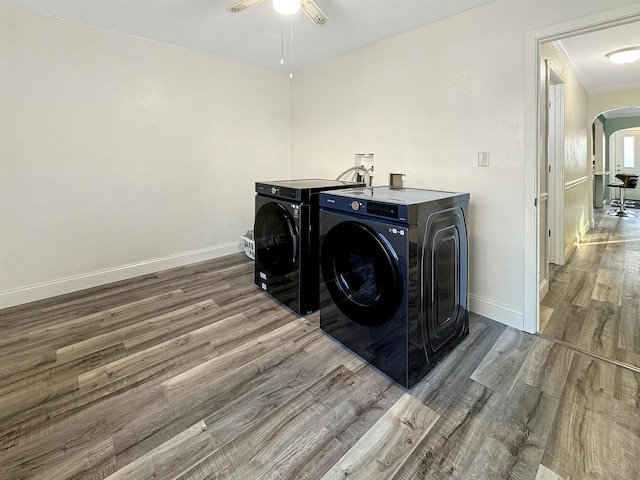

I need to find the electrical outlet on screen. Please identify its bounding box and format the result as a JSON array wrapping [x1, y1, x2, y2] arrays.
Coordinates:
[[478, 151, 489, 167]]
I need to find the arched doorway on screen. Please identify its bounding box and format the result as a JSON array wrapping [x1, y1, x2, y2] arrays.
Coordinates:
[[592, 107, 640, 212]]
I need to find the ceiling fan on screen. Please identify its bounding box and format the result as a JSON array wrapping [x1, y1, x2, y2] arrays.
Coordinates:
[[227, 0, 329, 26]]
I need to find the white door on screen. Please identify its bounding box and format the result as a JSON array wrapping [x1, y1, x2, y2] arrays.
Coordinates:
[[611, 128, 640, 201]]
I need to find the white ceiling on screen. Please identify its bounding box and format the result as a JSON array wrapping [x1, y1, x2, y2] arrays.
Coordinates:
[[0, 0, 495, 73], [555, 20, 640, 94], [2, 0, 640, 99], [601, 107, 640, 119]]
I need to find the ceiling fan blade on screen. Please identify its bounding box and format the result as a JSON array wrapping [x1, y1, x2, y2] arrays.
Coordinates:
[[301, 0, 329, 26], [227, 0, 267, 13]]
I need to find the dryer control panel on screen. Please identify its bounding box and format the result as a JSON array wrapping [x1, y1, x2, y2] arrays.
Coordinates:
[[256, 183, 299, 200]]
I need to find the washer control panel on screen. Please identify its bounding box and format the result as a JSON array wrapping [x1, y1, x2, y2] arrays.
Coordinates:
[[321, 193, 406, 222]]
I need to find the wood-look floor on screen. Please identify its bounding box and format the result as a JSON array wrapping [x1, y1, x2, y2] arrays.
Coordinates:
[[541, 207, 640, 371], [0, 252, 638, 479]]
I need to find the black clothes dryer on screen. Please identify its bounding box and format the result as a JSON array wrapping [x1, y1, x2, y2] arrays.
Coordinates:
[[254, 179, 363, 315], [319, 186, 470, 388]]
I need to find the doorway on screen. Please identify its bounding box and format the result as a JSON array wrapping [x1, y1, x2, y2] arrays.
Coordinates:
[[539, 67, 565, 302], [538, 69, 564, 331], [524, 6, 640, 335]]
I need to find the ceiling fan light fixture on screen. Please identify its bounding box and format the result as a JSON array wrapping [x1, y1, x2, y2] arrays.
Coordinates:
[[273, 0, 300, 15], [300, 0, 328, 25], [605, 46, 640, 64]]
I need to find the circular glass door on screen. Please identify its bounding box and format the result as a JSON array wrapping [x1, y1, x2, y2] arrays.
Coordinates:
[[321, 221, 402, 326], [254, 202, 298, 276]]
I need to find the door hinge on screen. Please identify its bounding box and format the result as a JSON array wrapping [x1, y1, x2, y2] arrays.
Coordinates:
[[534, 198, 537, 207], [549, 165, 551, 173], [549, 229, 551, 237]]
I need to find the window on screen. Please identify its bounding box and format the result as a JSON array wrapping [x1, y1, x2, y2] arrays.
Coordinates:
[[623, 136, 635, 168]]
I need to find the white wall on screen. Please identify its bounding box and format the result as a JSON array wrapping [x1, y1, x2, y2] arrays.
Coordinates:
[[3, 2, 640, 323], [290, 0, 640, 330], [590, 88, 640, 121], [0, 6, 289, 307]]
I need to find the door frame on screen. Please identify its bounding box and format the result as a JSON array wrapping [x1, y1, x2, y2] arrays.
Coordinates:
[[548, 75, 565, 266]]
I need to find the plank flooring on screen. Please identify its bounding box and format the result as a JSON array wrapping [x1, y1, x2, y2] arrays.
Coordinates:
[[0, 252, 639, 479], [541, 208, 640, 370]]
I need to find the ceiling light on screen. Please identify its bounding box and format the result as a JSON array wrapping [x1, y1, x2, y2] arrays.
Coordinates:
[[273, 0, 300, 15], [606, 47, 640, 64]]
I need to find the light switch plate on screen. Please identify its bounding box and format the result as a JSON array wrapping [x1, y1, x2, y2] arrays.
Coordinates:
[[478, 151, 489, 167]]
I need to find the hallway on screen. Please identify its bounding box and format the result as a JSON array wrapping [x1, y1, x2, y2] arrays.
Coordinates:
[[540, 207, 640, 370]]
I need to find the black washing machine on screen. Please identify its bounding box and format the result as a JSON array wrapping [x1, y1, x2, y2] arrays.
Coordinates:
[[254, 179, 364, 315], [319, 186, 469, 388]]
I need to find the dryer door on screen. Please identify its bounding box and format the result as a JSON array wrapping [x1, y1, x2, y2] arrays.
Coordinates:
[[254, 201, 298, 276], [321, 221, 402, 326]]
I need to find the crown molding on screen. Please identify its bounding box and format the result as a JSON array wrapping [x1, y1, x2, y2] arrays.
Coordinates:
[[553, 39, 591, 92]]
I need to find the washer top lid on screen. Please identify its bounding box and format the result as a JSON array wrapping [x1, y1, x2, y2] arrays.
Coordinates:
[[257, 178, 362, 190], [325, 186, 469, 204]]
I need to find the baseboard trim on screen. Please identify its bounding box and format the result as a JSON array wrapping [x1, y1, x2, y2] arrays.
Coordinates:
[[564, 241, 577, 262], [469, 294, 525, 331], [579, 220, 589, 239], [0, 242, 243, 309], [539, 278, 549, 301]]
